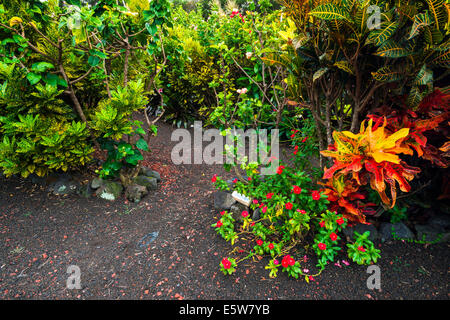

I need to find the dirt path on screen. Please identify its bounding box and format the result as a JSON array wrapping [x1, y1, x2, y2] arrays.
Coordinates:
[[0, 121, 448, 300]]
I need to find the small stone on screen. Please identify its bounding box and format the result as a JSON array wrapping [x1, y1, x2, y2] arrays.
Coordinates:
[[415, 224, 447, 243], [78, 184, 93, 198], [428, 214, 450, 230], [133, 176, 158, 190], [125, 184, 148, 203], [213, 191, 236, 210], [96, 181, 123, 201], [91, 177, 104, 189], [380, 222, 414, 242], [230, 203, 248, 223], [139, 167, 161, 182], [252, 208, 261, 221], [48, 179, 79, 195]]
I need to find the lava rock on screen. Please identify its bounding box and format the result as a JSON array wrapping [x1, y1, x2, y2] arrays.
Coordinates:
[[230, 203, 248, 223], [428, 214, 450, 230], [96, 181, 123, 201], [91, 177, 105, 190], [78, 183, 93, 198], [48, 179, 79, 195], [139, 167, 161, 182], [415, 224, 448, 243], [125, 184, 149, 203], [252, 208, 261, 221], [214, 191, 236, 211], [133, 175, 158, 190], [344, 223, 379, 242], [380, 222, 414, 242]]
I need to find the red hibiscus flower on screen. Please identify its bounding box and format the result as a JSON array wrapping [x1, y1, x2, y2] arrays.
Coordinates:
[[318, 243, 326, 251], [266, 193, 274, 199], [330, 233, 338, 241], [281, 255, 295, 268], [220, 211, 225, 216], [268, 243, 274, 250], [216, 220, 223, 228], [298, 209, 306, 214], [222, 258, 231, 269], [232, 178, 238, 183], [211, 175, 217, 183], [285, 202, 293, 210], [319, 221, 325, 228], [256, 239, 263, 246], [292, 185, 302, 194], [312, 190, 321, 200], [276, 165, 285, 174], [241, 210, 249, 218], [336, 217, 345, 225], [358, 246, 366, 252]]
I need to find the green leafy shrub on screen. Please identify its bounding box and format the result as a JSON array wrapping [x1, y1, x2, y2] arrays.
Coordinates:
[[211, 157, 380, 281]]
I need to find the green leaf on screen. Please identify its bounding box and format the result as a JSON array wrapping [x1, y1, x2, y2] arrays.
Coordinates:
[[375, 41, 413, 58], [26, 72, 41, 85], [88, 55, 100, 67], [31, 62, 54, 72], [408, 12, 431, 39], [333, 61, 353, 74], [371, 66, 401, 83], [135, 138, 149, 151], [309, 4, 349, 21], [313, 67, 328, 82], [368, 22, 398, 46], [408, 86, 424, 108], [414, 65, 433, 86]]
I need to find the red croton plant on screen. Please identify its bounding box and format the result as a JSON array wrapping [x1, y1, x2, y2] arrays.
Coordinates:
[[320, 89, 450, 224]]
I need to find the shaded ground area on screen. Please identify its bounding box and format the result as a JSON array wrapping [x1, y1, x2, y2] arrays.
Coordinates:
[[0, 121, 448, 300]]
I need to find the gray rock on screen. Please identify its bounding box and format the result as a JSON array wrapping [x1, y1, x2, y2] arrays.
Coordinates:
[[344, 223, 379, 242], [214, 191, 236, 210], [139, 167, 161, 182], [96, 181, 123, 201], [48, 179, 79, 195], [380, 222, 414, 242], [428, 214, 450, 230], [78, 184, 93, 198], [29, 174, 46, 185], [91, 177, 104, 189], [415, 224, 447, 243], [252, 208, 261, 221], [125, 184, 149, 203], [133, 175, 158, 190], [230, 203, 248, 223]]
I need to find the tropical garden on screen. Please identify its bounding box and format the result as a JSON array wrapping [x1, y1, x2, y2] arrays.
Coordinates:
[[0, 0, 449, 299]]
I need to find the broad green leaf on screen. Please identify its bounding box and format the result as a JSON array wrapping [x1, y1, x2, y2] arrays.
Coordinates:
[[368, 22, 398, 46], [308, 4, 349, 21], [26, 72, 41, 85], [136, 138, 149, 151], [371, 66, 401, 83], [313, 67, 328, 82], [31, 62, 54, 72], [408, 12, 431, 39], [414, 65, 433, 85], [375, 41, 413, 58]]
